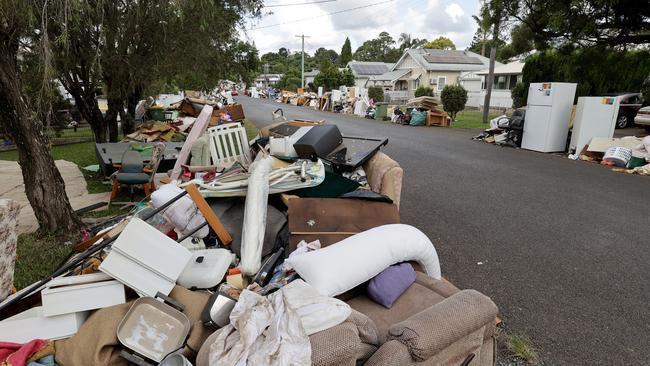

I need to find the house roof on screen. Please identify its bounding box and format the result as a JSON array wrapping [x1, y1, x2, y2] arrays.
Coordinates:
[[476, 60, 524, 75], [303, 70, 320, 77], [347, 61, 393, 76], [395, 49, 499, 72], [369, 69, 411, 82]]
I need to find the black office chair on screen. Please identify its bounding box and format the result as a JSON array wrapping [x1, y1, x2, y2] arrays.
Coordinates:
[[495, 108, 526, 148]]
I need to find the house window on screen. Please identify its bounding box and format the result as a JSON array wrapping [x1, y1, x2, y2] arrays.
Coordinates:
[[413, 78, 420, 90], [495, 76, 507, 90], [508, 75, 518, 89], [437, 76, 446, 91]]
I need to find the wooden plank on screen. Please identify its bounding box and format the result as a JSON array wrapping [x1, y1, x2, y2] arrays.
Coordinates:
[[170, 105, 213, 181], [185, 183, 232, 245]]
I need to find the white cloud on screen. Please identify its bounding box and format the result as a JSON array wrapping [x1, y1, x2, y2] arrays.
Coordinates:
[[244, 0, 480, 55], [445, 3, 465, 23]]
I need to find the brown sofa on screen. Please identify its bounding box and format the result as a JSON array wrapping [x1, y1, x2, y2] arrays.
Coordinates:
[[363, 151, 403, 209], [196, 272, 498, 366]]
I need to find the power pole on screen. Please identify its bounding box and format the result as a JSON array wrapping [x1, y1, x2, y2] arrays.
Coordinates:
[[295, 34, 310, 89]]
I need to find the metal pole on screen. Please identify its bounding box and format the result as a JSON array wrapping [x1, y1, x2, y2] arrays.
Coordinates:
[[295, 34, 310, 89]]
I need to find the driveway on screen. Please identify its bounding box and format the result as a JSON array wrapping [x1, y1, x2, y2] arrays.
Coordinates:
[[238, 96, 650, 365]]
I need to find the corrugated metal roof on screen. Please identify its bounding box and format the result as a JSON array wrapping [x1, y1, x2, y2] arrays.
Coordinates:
[[422, 49, 483, 65], [369, 69, 411, 81], [400, 49, 499, 72], [348, 62, 392, 76]]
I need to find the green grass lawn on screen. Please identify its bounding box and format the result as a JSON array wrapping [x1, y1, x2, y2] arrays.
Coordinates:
[[451, 109, 500, 129]]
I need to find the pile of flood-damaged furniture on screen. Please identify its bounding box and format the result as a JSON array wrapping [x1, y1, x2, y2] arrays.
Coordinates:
[[0, 104, 498, 366]]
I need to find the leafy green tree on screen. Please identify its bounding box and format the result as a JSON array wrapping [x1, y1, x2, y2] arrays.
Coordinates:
[[424, 36, 456, 50], [440, 85, 468, 122], [0, 0, 83, 234], [340, 37, 353, 65], [415, 86, 434, 97], [314, 48, 339, 66], [503, 0, 650, 47], [368, 86, 384, 102], [353, 31, 400, 63], [314, 61, 354, 91], [398, 33, 426, 51]]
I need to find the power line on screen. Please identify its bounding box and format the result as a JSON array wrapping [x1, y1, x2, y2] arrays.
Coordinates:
[[265, 0, 336, 7], [248, 0, 395, 31]]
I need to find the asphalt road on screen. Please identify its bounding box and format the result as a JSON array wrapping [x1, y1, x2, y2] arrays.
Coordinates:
[[238, 96, 650, 365]]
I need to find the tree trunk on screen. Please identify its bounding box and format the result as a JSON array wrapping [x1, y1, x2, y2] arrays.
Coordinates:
[[482, 45, 497, 123], [60, 77, 108, 142], [0, 39, 83, 235], [122, 85, 143, 136], [106, 97, 122, 142]]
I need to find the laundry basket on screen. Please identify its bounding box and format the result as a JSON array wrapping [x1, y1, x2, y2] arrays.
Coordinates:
[[603, 147, 632, 167]]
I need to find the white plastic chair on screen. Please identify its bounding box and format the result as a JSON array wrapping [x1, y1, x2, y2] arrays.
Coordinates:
[[206, 122, 251, 166]]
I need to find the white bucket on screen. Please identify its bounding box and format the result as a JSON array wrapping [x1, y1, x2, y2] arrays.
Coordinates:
[[603, 146, 632, 167]]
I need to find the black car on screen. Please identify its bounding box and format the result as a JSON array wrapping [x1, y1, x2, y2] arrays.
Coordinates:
[[613, 93, 645, 128]]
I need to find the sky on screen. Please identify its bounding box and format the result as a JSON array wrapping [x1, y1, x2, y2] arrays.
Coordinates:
[[242, 0, 481, 56]]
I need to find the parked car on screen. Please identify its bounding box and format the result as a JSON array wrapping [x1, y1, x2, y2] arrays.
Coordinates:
[[612, 93, 645, 128], [634, 106, 650, 131]]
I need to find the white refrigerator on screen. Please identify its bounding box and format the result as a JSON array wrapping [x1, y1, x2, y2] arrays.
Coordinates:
[[569, 96, 619, 154], [522, 82, 577, 152]]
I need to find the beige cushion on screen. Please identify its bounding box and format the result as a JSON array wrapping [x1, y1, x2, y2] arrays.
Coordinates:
[[347, 282, 446, 342]]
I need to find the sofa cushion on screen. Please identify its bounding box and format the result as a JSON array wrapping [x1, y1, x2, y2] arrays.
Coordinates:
[[366, 263, 416, 309], [286, 224, 441, 297], [347, 282, 445, 342]]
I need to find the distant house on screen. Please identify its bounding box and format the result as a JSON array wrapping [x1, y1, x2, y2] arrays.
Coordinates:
[[463, 60, 524, 109], [255, 73, 283, 88], [304, 70, 320, 86], [346, 61, 394, 89], [369, 49, 497, 102]]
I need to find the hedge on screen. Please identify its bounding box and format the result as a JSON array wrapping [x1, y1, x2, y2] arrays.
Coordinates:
[[512, 48, 650, 107]]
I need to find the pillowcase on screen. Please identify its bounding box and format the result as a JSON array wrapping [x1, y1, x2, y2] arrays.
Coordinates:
[[367, 263, 416, 309], [285, 224, 440, 297]]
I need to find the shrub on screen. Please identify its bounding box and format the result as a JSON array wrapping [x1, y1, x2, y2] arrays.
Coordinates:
[[440, 84, 468, 122], [368, 86, 384, 102], [415, 86, 434, 97], [519, 48, 650, 102], [511, 82, 528, 108]]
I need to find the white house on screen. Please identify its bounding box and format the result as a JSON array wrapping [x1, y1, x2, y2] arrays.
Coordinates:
[[368, 49, 497, 102], [255, 73, 283, 88], [304, 70, 320, 86], [346, 61, 394, 89], [470, 60, 525, 109]]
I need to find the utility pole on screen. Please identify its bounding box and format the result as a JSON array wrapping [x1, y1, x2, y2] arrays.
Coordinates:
[[295, 34, 310, 89]]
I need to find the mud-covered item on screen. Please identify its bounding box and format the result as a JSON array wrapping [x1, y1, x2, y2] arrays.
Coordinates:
[[287, 198, 399, 251], [117, 293, 191, 365]]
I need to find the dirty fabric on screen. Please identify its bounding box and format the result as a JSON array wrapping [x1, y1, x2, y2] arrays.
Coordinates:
[[0, 340, 55, 366], [151, 184, 209, 238], [282, 280, 351, 336], [0, 199, 20, 301], [209, 289, 311, 366]]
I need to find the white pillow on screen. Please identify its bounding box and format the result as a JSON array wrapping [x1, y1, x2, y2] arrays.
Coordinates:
[[285, 224, 441, 297]]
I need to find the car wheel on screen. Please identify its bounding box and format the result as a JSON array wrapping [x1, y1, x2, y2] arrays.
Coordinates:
[[644, 126, 650, 132], [617, 114, 629, 129]]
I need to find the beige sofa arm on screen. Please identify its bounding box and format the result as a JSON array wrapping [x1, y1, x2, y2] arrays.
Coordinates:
[[387, 289, 498, 361], [310, 322, 362, 366]]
